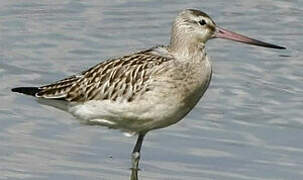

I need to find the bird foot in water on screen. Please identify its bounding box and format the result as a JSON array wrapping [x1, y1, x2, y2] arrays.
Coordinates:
[[131, 152, 141, 170]]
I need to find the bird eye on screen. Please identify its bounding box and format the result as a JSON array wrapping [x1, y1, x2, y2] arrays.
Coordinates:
[[198, 19, 206, 26]]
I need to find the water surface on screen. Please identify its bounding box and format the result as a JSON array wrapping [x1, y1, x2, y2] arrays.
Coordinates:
[[1, 0, 302, 179]]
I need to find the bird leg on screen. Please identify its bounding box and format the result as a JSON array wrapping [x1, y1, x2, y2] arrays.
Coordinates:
[[131, 134, 145, 170]]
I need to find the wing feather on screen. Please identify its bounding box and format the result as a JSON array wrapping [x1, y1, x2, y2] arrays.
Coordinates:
[[36, 47, 173, 102]]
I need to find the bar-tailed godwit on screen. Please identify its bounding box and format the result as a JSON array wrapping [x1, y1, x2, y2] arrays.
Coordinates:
[[12, 9, 285, 170]]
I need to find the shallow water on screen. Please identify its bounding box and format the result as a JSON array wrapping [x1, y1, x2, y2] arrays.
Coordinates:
[[1, 0, 302, 179]]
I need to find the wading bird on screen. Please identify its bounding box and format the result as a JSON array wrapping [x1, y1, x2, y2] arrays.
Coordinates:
[[12, 9, 285, 170]]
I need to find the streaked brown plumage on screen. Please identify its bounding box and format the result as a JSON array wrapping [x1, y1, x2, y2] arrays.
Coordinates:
[[37, 46, 173, 102], [11, 9, 285, 172]]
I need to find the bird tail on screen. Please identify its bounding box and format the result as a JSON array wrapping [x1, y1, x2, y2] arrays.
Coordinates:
[[11, 87, 40, 96]]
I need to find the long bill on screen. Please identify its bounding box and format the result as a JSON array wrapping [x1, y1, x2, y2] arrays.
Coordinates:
[[214, 26, 286, 49]]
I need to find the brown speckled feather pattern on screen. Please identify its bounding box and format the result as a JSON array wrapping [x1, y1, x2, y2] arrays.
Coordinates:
[[36, 47, 173, 102], [12, 9, 220, 135]]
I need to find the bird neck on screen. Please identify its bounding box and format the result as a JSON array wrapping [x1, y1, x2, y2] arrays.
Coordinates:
[[168, 36, 207, 62]]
